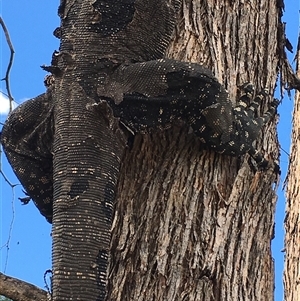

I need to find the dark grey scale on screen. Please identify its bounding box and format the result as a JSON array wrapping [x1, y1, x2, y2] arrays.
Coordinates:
[[110, 93, 181, 133], [91, 0, 135, 36], [102, 182, 116, 223]]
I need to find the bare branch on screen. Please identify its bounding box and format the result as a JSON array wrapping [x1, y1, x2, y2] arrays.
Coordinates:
[[0, 170, 17, 188], [0, 272, 47, 301], [0, 17, 15, 112]]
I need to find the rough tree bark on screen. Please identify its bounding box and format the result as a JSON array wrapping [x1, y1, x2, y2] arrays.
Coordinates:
[[109, 0, 287, 300], [284, 34, 300, 301]]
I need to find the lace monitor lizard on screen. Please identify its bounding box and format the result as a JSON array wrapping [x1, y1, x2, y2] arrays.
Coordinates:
[[0, 0, 278, 299], [1, 64, 277, 221]]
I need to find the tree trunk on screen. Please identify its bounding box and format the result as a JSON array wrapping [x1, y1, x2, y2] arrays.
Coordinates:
[[284, 34, 300, 301], [109, 0, 283, 300]]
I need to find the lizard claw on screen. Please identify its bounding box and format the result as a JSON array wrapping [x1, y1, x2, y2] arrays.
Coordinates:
[[240, 82, 255, 93]]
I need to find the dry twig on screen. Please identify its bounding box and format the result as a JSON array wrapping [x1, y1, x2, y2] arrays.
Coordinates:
[[0, 16, 15, 112]]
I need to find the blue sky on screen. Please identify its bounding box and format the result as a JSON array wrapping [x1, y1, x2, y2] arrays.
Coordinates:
[[0, 1, 298, 300]]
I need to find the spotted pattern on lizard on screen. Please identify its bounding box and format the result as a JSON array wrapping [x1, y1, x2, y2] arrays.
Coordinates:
[[1, 62, 277, 222], [103, 59, 278, 167]]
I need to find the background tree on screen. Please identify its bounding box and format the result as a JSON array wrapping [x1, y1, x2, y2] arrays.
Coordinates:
[[0, 0, 299, 301], [284, 34, 300, 301]]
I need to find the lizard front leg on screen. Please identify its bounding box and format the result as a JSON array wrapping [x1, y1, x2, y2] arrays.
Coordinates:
[[103, 58, 233, 139]]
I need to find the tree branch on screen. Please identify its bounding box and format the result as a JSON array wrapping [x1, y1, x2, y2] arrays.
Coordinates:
[[0, 17, 15, 111], [0, 272, 47, 301]]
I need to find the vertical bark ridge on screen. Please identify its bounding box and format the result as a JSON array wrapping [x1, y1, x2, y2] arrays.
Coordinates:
[[168, 0, 279, 98]]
